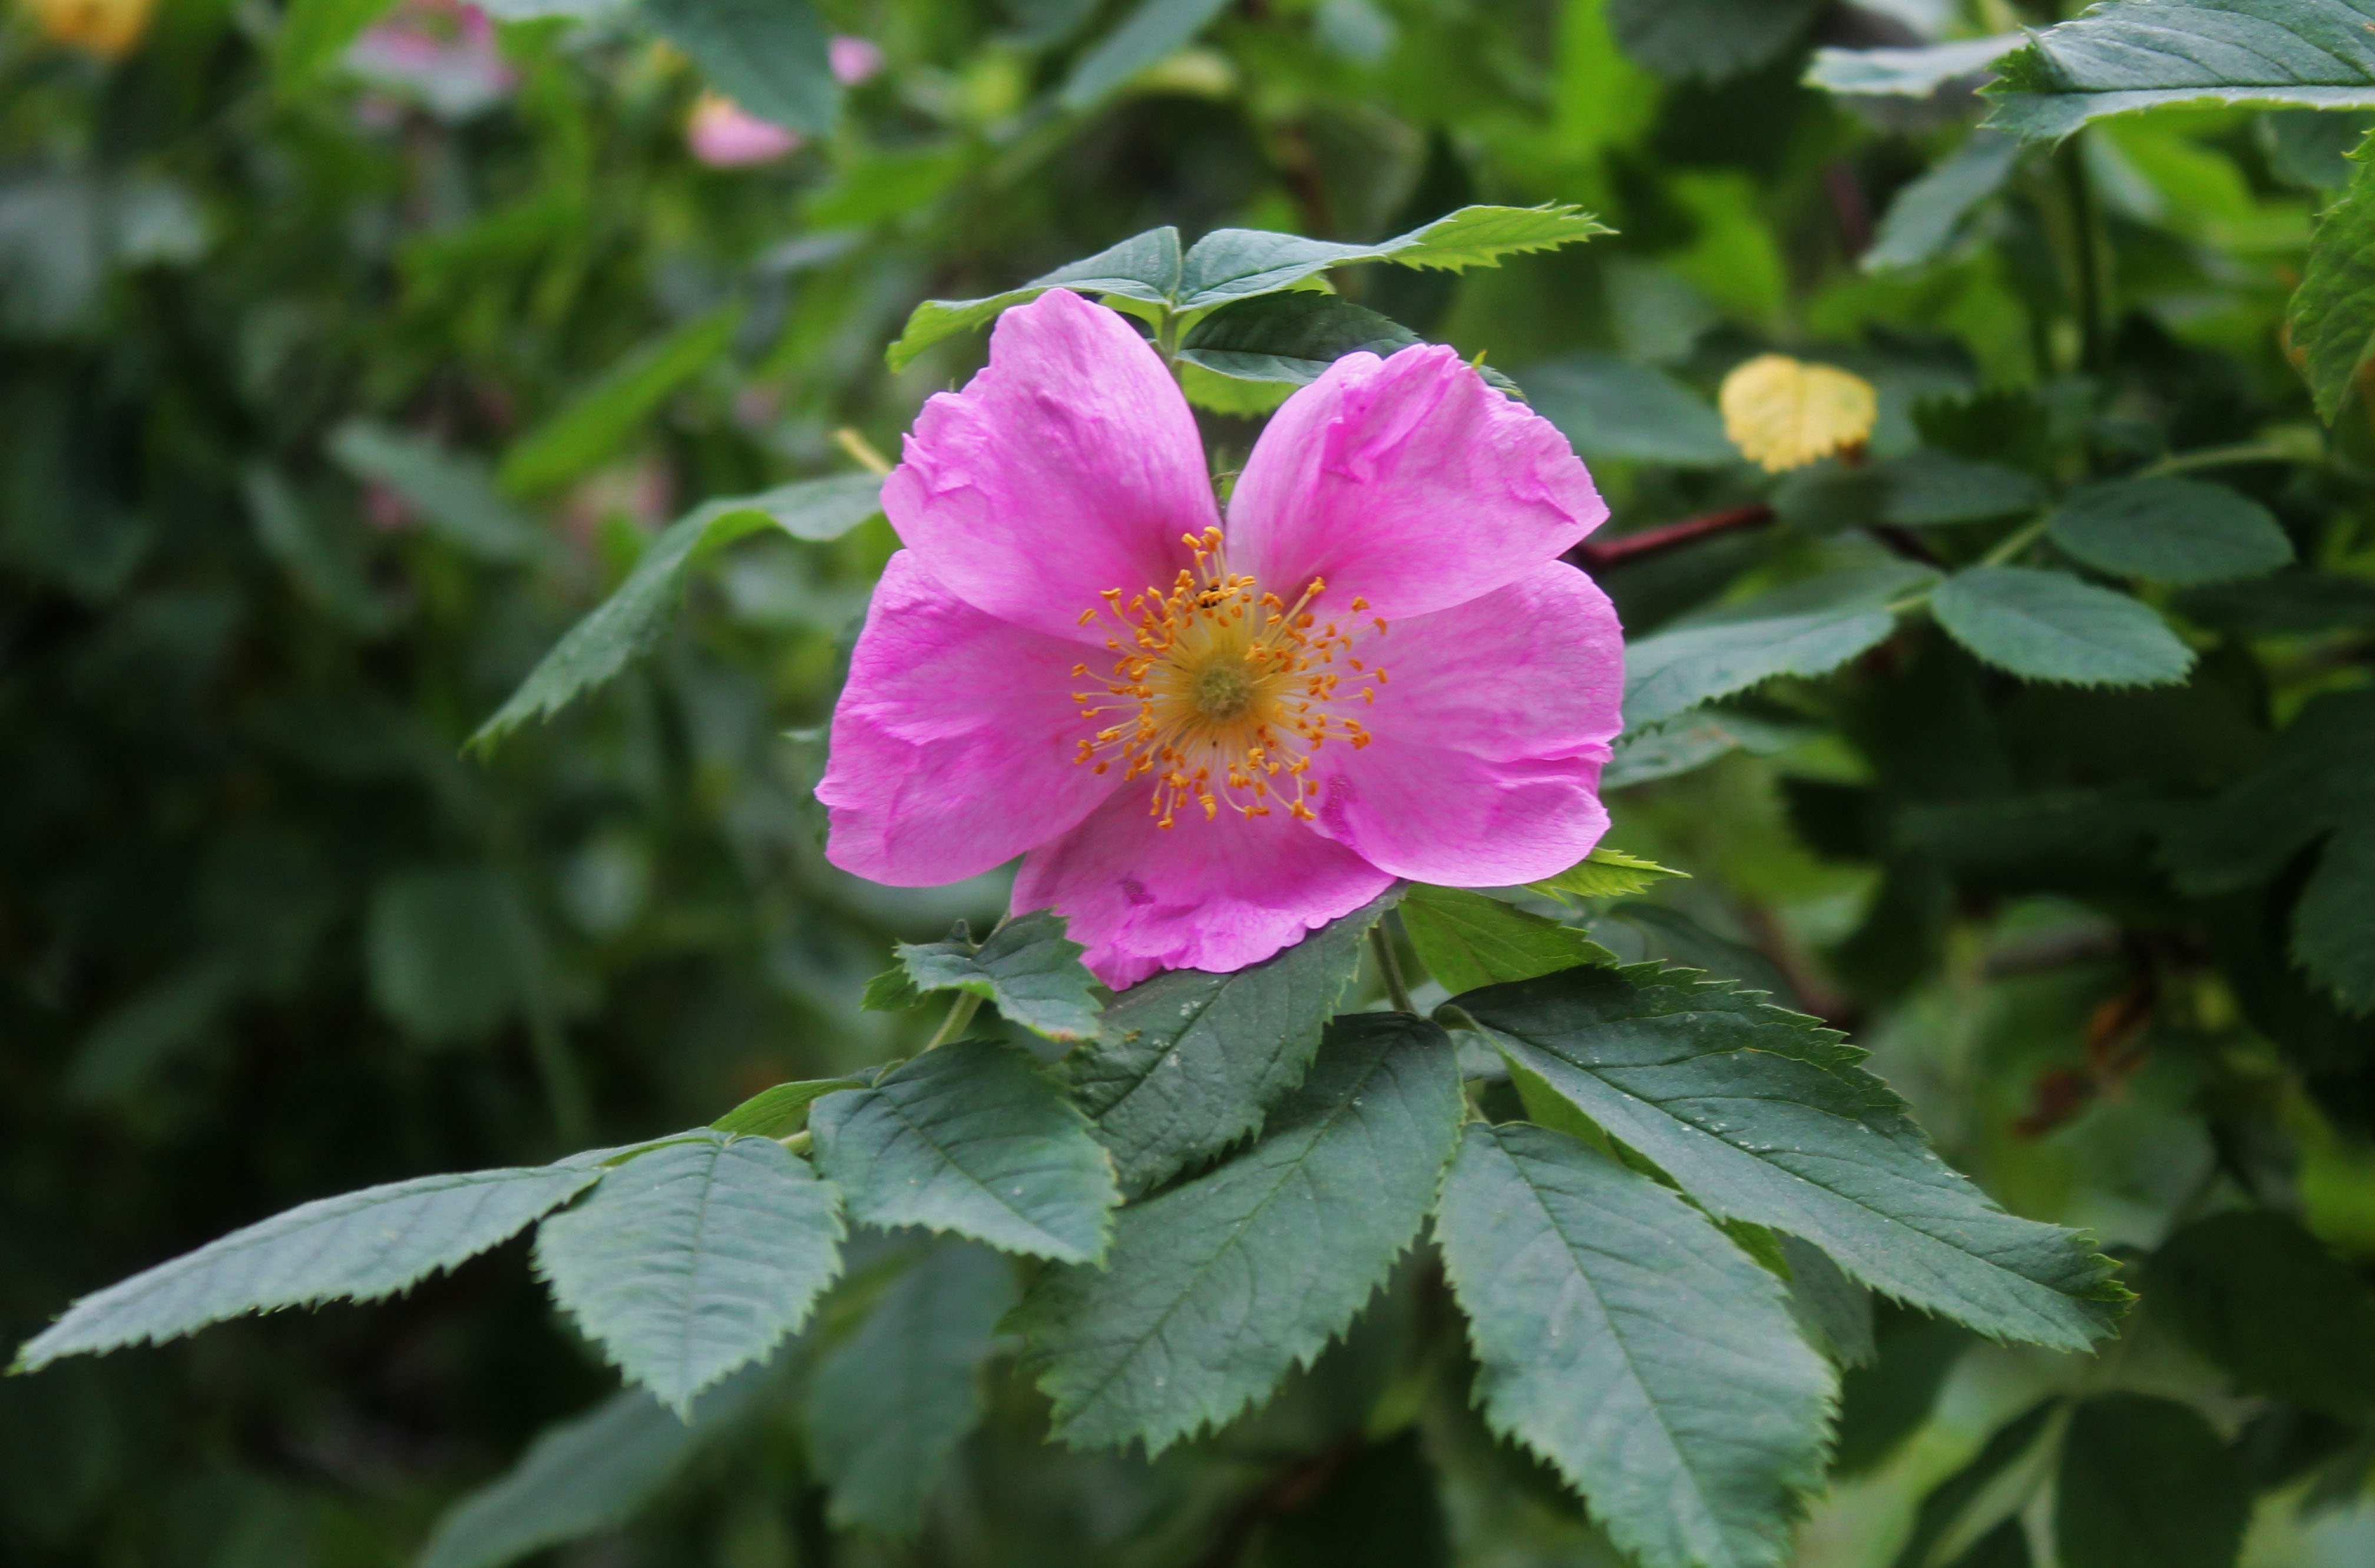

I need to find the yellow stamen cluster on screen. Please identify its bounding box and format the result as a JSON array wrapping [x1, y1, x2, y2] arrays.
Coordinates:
[[1072, 528, 1388, 829]]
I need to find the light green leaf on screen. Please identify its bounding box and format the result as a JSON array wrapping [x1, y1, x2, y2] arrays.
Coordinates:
[[1530, 846, 1691, 904], [2055, 1395, 2249, 1568], [1401, 886, 1615, 994], [2149, 1210, 2375, 1419], [1066, 892, 1391, 1195], [1464, 964, 2128, 1350], [1623, 563, 1937, 729], [1864, 133, 2026, 274], [2289, 153, 2375, 421], [1014, 1014, 1464, 1453], [497, 305, 743, 497], [1518, 353, 1739, 467], [328, 422, 546, 564], [1435, 1123, 1835, 1568], [891, 910, 1103, 1042], [1986, 0, 2375, 141], [1931, 566, 2195, 687], [709, 1077, 869, 1139], [532, 1132, 844, 1412], [365, 866, 533, 1045], [1059, 0, 1234, 110], [804, 1242, 1017, 1534], [1173, 204, 1609, 312], [2047, 476, 2293, 584], [641, 0, 837, 134], [885, 227, 1182, 371], [14, 1165, 600, 1372], [1807, 35, 2025, 98], [415, 1359, 783, 1568], [1609, 0, 1825, 84], [809, 1040, 1120, 1264], [468, 472, 883, 749], [276, 0, 399, 91]]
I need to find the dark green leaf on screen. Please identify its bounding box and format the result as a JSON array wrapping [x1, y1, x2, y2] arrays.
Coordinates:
[[1778, 1233, 1877, 1369], [809, 1040, 1120, 1264], [2047, 477, 2293, 584], [365, 866, 532, 1045], [1890, 1400, 2060, 1568], [1014, 1014, 1463, 1453], [1864, 133, 2025, 274], [892, 910, 1103, 1042], [243, 465, 402, 634], [1518, 353, 1739, 467], [496, 305, 743, 497], [1609, 0, 1825, 84], [2149, 1210, 2375, 1418], [1059, 0, 1235, 109], [2174, 570, 2375, 634], [641, 0, 838, 134], [276, 0, 399, 90], [1436, 1123, 1835, 1568], [1931, 567, 2195, 687], [1401, 886, 1615, 994], [15, 1165, 600, 1371], [1987, 0, 2375, 140], [709, 1077, 869, 1139], [1623, 563, 1937, 729], [1068, 892, 1391, 1195], [328, 421, 545, 564], [804, 1242, 1017, 1534], [1605, 709, 1820, 790], [1176, 290, 1421, 394], [2290, 153, 2375, 421], [1173, 204, 1608, 312], [2055, 1394, 2248, 1568], [885, 227, 1183, 371], [1878, 449, 2046, 527], [1833, 1313, 1972, 1475], [532, 1132, 844, 1412], [1464, 965, 2128, 1349]]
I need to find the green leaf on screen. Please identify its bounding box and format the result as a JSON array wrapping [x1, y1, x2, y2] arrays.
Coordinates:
[[1173, 204, 1609, 312], [1175, 291, 1423, 392], [14, 1165, 600, 1372], [1530, 846, 1691, 904], [2150, 1211, 2375, 1418], [1806, 36, 2025, 98], [328, 422, 546, 564], [641, 0, 838, 135], [1878, 448, 2047, 526], [468, 473, 883, 749], [1609, 0, 1825, 84], [2289, 154, 2375, 421], [276, 0, 399, 91], [1059, 0, 1235, 110], [809, 1040, 1120, 1264], [884, 227, 1182, 372], [532, 1132, 844, 1412], [496, 305, 743, 497], [1464, 964, 2128, 1350], [1517, 353, 1740, 467], [709, 1077, 869, 1139], [1986, 0, 2375, 141], [243, 465, 402, 634], [1864, 133, 2026, 274], [365, 866, 534, 1045], [1066, 892, 1391, 1195], [2047, 476, 2293, 584], [1930, 567, 2195, 687], [1605, 708, 1820, 790], [415, 1359, 783, 1568], [1401, 886, 1616, 994], [1013, 1014, 1463, 1453], [2174, 569, 2375, 634], [1889, 1400, 2060, 1568], [2055, 1395, 2249, 1568], [1623, 563, 1937, 729], [804, 1242, 1017, 1534], [1435, 1123, 1835, 1568], [891, 910, 1103, 1042]]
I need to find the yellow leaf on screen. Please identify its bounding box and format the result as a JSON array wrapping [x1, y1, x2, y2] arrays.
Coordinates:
[[1718, 353, 1878, 473], [22, 0, 153, 57]]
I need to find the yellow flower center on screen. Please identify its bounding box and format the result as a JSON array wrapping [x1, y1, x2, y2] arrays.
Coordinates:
[[1071, 528, 1389, 829]]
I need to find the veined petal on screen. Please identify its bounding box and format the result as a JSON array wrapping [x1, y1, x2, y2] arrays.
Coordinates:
[[819, 552, 1121, 885], [1307, 564, 1623, 886], [1013, 789, 1395, 989], [1225, 345, 1606, 622], [882, 289, 1217, 643]]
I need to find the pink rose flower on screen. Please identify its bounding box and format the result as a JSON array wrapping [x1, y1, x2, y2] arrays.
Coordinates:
[[686, 91, 802, 167], [819, 289, 1623, 988], [346, 0, 514, 121], [829, 35, 884, 85]]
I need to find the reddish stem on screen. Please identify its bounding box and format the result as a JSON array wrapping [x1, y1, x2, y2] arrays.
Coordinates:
[[1566, 503, 1775, 573]]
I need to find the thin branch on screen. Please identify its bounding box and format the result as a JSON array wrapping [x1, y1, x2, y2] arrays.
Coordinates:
[[1566, 504, 1775, 573]]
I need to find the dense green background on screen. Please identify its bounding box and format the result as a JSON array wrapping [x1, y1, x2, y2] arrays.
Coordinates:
[[5, 1, 2375, 1564]]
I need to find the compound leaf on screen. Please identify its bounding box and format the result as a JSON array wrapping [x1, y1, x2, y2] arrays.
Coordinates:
[[891, 910, 1102, 1042]]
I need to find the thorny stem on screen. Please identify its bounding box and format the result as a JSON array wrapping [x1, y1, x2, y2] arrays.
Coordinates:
[[1371, 924, 1418, 1015]]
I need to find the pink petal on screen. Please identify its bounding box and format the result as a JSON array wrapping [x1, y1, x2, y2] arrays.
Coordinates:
[[1013, 788, 1395, 989], [882, 289, 1218, 643], [819, 552, 1120, 885], [686, 94, 801, 166], [1306, 564, 1623, 886], [829, 35, 884, 84], [1225, 345, 1607, 622]]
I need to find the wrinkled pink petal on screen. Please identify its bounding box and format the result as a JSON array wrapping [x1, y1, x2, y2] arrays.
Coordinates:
[[1306, 564, 1622, 885], [687, 93, 801, 166], [1225, 345, 1607, 622], [882, 289, 1218, 643], [819, 552, 1121, 885], [1014, 788, 1396, 988], [829, 35, 884, 84]]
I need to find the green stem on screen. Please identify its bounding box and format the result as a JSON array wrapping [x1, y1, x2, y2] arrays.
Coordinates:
[[925, 991, 983, 1050], [1981, 516, 2050, 569], [1372, 924, 1418, 1015], [777, 1129, 813, 1157], [2144, 436, 2324, 477], [2060, 136, 2109, 376]]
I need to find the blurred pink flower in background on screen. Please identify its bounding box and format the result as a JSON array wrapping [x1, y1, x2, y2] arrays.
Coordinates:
[[828, 34, 884, 85], [346, 0, 515, 121], [685, 36, 883, 168]]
